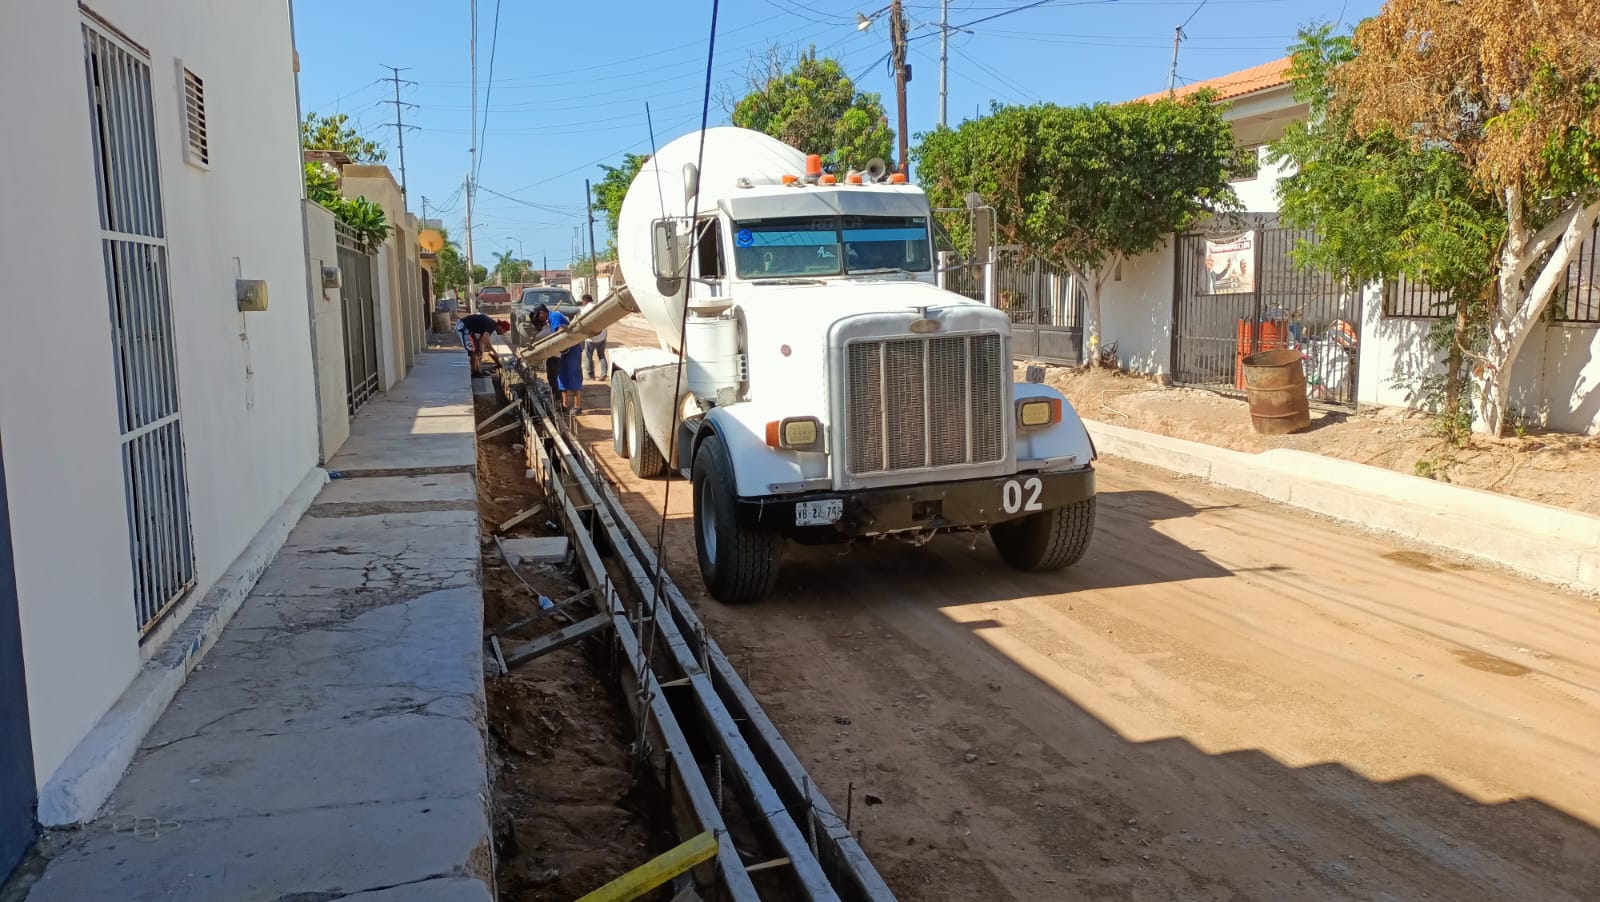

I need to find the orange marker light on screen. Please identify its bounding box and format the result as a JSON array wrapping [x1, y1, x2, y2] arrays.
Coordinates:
[[846, 172, 863, 185], [805, 154, 823, 178], [820, 174, 837, 184], [764, 421, 781, 448], [888, 172, 908, 184], [781, 173, 799, 185]]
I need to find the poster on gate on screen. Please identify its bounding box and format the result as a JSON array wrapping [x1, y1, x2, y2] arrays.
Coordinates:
[[1202, 231, 1255, 294]]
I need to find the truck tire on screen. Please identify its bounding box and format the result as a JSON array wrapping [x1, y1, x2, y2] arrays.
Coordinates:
[[692, 433, 782, 604], [611, 370, 630, 459], [626, 381, 668, 478], [990, 496, 1096, 572]]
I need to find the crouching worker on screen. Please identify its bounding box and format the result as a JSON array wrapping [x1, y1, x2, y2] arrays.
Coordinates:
[[456, 313, 510, 377]]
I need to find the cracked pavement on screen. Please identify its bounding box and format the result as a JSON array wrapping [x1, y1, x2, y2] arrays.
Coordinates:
[[24, 353, 494, 902]]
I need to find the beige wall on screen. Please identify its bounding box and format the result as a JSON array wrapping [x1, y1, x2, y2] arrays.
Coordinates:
[[341, 166, 417, 390], [302, 201, 350, 460]]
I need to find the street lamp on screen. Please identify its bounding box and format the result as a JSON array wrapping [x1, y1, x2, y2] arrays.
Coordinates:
[[505, 235, 523, 258]]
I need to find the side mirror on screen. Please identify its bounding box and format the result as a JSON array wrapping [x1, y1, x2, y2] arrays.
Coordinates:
[[652, 219, 690, 278]]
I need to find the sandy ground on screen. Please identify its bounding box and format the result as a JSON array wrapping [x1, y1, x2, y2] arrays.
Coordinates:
[[559, 326, 1600, 900], [1036, 365, 1600, 516], [474, 396, 671, 900]]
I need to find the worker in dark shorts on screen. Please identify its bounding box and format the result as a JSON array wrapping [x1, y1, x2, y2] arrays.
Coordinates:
[[527, 304, 586, 413], [456, 312, 509, 377]]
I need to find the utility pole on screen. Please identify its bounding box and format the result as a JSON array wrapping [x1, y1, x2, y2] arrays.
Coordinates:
[[890, 0, 910, 174], [585, 179, 600, 289], [381, 65, 417, 202], [464, 176, 478, 312], [1166, 26, 1184, 93], [465, 0, 479, 313], [938, 0, 949, 128], [421, 195, 431, 226]]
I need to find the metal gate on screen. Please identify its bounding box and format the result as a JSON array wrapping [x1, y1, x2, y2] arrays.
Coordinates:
[[0, 437, 35, 883], [85, 19, 198, 634], [1172, 216, 1361, 406], [997, 250, 1084, 366], [337, 226, 380, 415]]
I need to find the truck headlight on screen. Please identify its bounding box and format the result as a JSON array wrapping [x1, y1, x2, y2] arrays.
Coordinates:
[[765, 416, 824, 452], [1016, 398, 1061, 431]]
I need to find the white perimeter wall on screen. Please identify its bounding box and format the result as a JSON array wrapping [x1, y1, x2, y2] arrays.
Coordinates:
[[0, 0, 319, 789], [1099, 242, 1176, 375]]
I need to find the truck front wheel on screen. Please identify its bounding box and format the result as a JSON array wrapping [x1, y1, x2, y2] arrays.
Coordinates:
[[692, 434, 783, 604], [990, 497, 1096, 572]]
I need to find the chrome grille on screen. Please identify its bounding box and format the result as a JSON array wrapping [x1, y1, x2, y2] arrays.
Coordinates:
[[846, 333, 1007, 474]]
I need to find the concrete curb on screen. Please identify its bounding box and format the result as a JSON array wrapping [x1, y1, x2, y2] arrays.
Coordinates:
[[36, 466, 329, 825], [1083, 418, 1600, 594]]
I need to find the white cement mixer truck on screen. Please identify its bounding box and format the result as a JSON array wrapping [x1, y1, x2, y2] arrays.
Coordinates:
[[519, 127, 1098, 604]]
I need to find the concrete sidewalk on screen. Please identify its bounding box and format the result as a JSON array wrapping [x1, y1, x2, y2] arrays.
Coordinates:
[[1085, 417, 1600, 594], [24, 351, 492, 901]]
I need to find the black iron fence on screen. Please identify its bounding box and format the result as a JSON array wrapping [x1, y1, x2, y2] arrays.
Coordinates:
[[1173, 216, 1362, 407]]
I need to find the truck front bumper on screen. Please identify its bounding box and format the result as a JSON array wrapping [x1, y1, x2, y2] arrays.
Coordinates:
[[735, 466, 1095, 539]]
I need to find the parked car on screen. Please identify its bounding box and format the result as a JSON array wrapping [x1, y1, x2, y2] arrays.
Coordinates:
[[512, 287, 580, 346], [477, 285, 512, 313]]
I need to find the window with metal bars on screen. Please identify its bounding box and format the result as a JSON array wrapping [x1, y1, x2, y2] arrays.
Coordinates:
[[1554, 218, 1600, 324], [84, 19, 197, 635], [1384, 273, 1455, 319], [180, 64, 208, 167]]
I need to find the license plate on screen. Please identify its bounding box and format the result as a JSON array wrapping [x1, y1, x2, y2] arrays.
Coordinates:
[[794, 499, 843, 527]]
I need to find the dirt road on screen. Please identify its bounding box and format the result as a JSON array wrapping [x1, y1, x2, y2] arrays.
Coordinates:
[[574, 320, 1600, 900]]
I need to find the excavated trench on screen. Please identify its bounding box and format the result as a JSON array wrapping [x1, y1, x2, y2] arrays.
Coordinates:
[[474, 394, 674, 900]]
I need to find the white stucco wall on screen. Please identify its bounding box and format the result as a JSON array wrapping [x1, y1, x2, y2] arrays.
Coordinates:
[[1099, 242, 1176, 375], [304, 202, 352, 460], [0, 0, 319, 791], [1229, 148, 1292, 214], [1356, 287, 1443, 408]]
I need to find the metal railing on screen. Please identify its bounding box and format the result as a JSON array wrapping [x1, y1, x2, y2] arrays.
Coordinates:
[[1557, 218, 1600, 324], [85, 20, 196, 634]]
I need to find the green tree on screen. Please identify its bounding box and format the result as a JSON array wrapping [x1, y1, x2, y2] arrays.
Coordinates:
[[916, 98, 1237, 363], [1269, 26, 1503, 441], [731, 47, 894, 171], [1329, 0, 1600, 435], [301, 112, 386, 162], [490, 249, 536, 284], [593, 153, 647, 253], [430, 228, 486, 297]]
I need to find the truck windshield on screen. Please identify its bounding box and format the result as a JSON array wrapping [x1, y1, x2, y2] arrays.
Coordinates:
[[733, 215, 931, 279]]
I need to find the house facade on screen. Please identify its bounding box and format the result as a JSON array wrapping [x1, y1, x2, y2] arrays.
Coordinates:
[[0, 0, 430, 878], [1088, 59, 1600, 434]]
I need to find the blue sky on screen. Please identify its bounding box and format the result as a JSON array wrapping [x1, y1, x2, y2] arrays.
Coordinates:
[[293, 0, 1382, 270]]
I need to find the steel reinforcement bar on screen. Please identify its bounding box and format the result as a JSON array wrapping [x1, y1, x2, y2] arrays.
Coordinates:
[[500, 353, 895, 902]]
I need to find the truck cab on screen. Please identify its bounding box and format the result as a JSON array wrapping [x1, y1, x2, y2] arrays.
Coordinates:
[[597, 128, 1096, 603]]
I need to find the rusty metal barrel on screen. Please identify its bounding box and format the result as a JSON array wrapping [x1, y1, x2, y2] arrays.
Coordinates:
[[1241, 348, 1311, 435]]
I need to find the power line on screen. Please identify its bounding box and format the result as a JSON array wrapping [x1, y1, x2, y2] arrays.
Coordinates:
[[475, 0, 504, 186], [1180, 0, 1211, 28]]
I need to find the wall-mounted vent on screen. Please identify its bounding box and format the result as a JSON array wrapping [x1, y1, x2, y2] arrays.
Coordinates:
[[181, 66, 208, 167]]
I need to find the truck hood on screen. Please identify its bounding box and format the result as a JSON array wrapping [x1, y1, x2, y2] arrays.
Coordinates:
[[736, 278, 1009, 419]]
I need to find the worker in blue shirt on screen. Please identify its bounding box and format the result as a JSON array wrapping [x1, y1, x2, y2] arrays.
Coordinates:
[[529, 304, 585, 413]]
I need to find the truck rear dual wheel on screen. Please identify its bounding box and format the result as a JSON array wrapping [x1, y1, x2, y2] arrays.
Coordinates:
[[692, 434, 783, 604], [990, 496, 1097, 572], [614, 375, 668, 479], [610, 371, 629, 458]]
